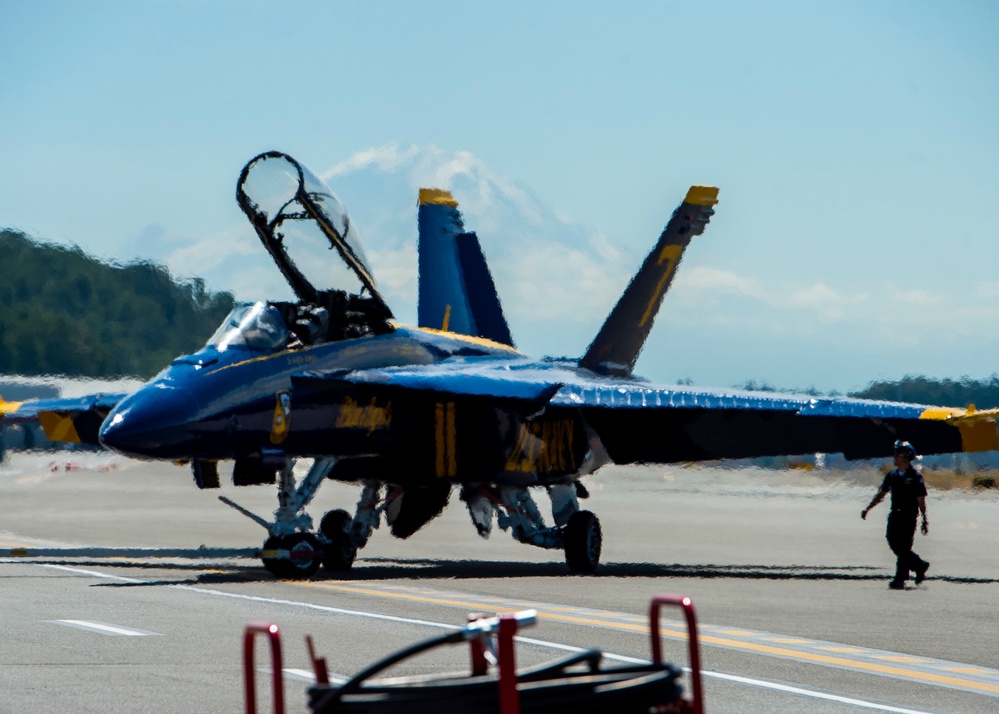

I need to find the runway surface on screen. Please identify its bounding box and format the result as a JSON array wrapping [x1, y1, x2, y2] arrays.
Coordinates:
[[2, 452, 998, 713]]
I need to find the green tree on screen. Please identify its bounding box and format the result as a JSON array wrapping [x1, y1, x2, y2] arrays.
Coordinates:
[[0, 229, 235, 378]]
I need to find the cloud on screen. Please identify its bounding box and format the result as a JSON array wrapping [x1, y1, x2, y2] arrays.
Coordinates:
[[166, 225, 259, 278], [787, 283, 867, 320], [889, 288, 944, 307], [673, 268, 867, 318], [327, 143, 421, 175], [975, 281, 999, 300], [674, 266, 769, 302], [492, 240, 630, 323]]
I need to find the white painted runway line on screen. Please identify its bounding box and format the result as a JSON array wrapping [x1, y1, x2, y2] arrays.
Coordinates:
[[47, 619, 161, 636], [29, 563, 948, 712]]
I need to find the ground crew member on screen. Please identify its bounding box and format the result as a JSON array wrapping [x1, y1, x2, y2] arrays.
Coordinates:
[[861, 440, 930, 590]]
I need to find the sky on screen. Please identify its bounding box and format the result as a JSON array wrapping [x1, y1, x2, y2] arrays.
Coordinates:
[[2, 1, 998, 392]]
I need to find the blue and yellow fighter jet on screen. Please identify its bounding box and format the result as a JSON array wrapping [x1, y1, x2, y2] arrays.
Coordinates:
[[4, 151, 998, 578]]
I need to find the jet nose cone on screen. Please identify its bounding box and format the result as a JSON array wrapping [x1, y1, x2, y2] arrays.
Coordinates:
[[100, 386, 200, 458]]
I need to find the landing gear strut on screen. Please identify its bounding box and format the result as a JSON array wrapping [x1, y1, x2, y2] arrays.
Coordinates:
[[221, 460, 393, 578], [221, 458, 336, 578], [464, 482, 603, 573]]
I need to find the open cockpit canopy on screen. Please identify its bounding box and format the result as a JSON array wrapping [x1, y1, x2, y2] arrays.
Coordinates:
[[236, 151, 389, 316]]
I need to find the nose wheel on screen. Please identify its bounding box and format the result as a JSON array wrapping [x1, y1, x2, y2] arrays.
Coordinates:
[[261, 532, 323, 578]]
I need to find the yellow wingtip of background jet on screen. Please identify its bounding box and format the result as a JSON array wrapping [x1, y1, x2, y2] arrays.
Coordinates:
[[0, 396, 24, 417]]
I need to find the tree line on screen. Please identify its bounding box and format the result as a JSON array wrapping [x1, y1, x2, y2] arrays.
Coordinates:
[[736, 376, 999, 410], [851, 375, 999, 410], [0, 229, 235, 378]]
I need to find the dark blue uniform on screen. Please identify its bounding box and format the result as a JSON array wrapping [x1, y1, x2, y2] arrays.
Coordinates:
[[879, 467, 928, 585]]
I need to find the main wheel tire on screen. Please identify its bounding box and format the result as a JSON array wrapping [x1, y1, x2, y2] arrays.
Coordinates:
[[564, 510, 602, 573], [261, 533, 323, 579], [320, 509, 357, 571]]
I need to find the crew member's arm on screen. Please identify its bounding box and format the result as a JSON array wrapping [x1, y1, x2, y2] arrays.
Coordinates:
[[861, 489, 887, 519], [918, 496, 928, 535]]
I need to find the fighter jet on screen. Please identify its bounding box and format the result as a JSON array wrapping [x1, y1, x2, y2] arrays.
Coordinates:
[[5, 151, 996, 578]]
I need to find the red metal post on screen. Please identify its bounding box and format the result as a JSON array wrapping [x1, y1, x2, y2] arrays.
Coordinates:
[[467, 614, 489, 676], [496, 614, 521, 714], [243, 622, 285, 714], [650, 594, 703, 714], [306, 634, 329, 686]]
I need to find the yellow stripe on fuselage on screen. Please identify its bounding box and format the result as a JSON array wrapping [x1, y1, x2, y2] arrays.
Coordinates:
[[434, 401, 458, 478], [193, 326, 519, 379], [411, 325, 521, 353]]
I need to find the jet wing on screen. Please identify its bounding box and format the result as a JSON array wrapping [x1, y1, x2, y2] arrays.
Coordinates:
[[1, 393, 125, 445], [546, 377, 982, 462], [292, 360, 993, 462], [295, 360, 562, 402]]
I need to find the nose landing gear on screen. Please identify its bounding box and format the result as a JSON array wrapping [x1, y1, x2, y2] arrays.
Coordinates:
[[261, 532, 323, 578]]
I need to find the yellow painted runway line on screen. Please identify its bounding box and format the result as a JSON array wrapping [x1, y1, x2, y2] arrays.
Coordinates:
[[297, 580, 999, 697]]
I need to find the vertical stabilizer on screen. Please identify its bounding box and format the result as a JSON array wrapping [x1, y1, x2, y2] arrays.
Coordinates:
[[418, 189, 474, 334], [455, 232, 515, 346], [579, 186, 719, 376], [417, 189, 514, 346]]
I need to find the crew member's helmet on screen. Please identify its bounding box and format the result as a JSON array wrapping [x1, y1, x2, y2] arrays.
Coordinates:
[[894, 440, 917, 460]]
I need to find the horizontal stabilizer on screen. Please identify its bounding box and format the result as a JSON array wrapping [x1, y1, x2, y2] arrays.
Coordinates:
[[579, 186, 718, 377]]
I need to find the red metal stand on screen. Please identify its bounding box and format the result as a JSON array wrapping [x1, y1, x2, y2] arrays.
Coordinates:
[[649, 594, 703, 714], [306, 634, 329, 686], [467, 613, 490, 676], [244, 622, 285, 714], [496, 614, 521, 714], [243, 595, 704, 714]]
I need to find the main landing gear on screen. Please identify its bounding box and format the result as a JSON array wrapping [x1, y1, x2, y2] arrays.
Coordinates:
[[461, 481, 603, 573], [221, 458, 604, 578]]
